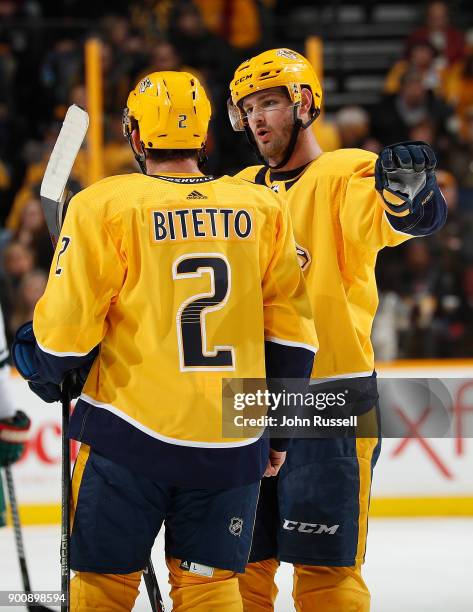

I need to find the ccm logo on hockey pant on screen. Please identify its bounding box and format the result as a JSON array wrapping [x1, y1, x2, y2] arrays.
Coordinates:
[[282, 520, 340, 535]]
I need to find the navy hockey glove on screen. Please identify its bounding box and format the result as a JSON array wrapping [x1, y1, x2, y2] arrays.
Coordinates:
[[12, 322, 62, 403], [375, 141, 437, 216], [13, 322, 95, 403], [0, 411, 31, 467]]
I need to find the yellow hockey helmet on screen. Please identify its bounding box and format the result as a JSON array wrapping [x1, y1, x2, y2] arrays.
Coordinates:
[[228, 48, 322, 131], [123, 71, 211, 149]]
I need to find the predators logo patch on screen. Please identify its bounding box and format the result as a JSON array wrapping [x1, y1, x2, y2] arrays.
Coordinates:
[[296, 243, 311, 271]]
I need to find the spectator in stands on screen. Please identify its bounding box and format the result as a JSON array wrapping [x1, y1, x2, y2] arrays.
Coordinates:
[[99, 40, 134, 114], [409, 117, 436, 144], [443, 105, 473, 210], [320, 106, 380, 154], [371, 69, 452, 145], [167, 1, 236, 84], [12, 196, 51, 272], [384, 41, 444, 95], [2, 241, 35, 284], [433, 170, 473, 284], [444, 29, 473, 116], [407, 117, 451, 165], [136, 40, 206, 87], [397, 240, 441, 357], [103, 114, 138, 176], [40, 38, 83, 120], [8, 269, 47, 337], [193, 0, 271, 52], [406, 1, 465, 66], [145, 41, 182, 73], [101, 15, 149, 110], [129, 0, 169, 43], [334, 105, 375, 150], [376, 165, 471, 358], [0, 241, 35, 344]]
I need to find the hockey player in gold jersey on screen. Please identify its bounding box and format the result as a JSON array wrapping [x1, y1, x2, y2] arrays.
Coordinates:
[[12, 72, 318, 611], [228, 49, 447, 611]]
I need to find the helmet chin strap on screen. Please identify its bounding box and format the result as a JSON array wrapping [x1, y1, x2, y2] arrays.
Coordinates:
[[198, 145, 208, 170], [126, 134, 147, 174], [245, 106, 320, 170]]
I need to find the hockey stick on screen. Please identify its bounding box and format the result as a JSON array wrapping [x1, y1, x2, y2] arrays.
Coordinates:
[[143, 559, 165, 612], [4, 466, 53, 612], [40, 105, 87, 612], [59, 381, 71, 612], [41, 104, 164, 612]]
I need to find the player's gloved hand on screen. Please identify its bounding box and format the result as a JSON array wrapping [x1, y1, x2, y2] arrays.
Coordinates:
[[12, 322, 62, 403], [12, 322, 95, 403], [375, 141, 437, 216], [0, 410, 31, 467], [67, 366, 91, 400]]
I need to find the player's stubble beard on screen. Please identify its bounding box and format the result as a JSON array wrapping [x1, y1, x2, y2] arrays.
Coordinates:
[[255, 115, 293, 166]]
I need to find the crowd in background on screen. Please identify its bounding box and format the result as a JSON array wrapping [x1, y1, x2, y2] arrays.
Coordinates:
[[0, 0, 472, 360]]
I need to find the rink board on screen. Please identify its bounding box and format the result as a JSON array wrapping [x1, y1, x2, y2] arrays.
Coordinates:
[[3, 362, 473, 525]]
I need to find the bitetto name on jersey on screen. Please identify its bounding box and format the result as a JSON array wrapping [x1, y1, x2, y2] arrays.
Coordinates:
[[152, 207, 254, 242]]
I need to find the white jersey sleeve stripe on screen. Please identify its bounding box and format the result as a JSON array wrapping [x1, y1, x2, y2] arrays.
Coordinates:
[[265, 336, 318, 354]]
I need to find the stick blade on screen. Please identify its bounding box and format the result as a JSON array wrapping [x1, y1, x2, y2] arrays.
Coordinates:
[[40, 105, 88, 202], [40, 105, 88, 244]]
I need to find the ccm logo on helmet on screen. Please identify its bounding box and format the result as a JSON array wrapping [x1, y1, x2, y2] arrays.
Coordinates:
[[234, 74, 253, 85], [283, 520, 340, 535]]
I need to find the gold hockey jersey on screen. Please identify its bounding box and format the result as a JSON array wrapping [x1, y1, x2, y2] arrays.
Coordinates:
[[33, 172, 317, 487], [237, 148, 446, 379]]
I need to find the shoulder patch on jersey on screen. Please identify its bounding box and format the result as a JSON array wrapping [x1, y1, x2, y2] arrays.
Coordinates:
[[296, 243, 311, 271]]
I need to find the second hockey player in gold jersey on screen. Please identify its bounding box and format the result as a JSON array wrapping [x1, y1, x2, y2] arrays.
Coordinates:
[[12, 72, 317, 611], [228, 49, 447, 611]]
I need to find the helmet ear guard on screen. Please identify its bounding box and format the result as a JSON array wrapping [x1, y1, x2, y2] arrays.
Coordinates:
[[122, 107, 147, 173]]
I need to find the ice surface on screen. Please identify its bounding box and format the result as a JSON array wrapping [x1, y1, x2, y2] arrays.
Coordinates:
[[0, 519, 472, 611]]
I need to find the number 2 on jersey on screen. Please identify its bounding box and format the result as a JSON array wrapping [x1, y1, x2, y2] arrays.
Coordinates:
[[55, 236, 71, 275], [173, 254, 235, 371]]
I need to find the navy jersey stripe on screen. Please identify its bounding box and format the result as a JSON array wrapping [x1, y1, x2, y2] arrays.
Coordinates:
[[69, 399, 269, 488], [35, 344, 98, 385]]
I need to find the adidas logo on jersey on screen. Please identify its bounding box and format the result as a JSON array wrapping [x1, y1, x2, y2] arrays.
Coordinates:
[[186, 190, 207, 199]]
